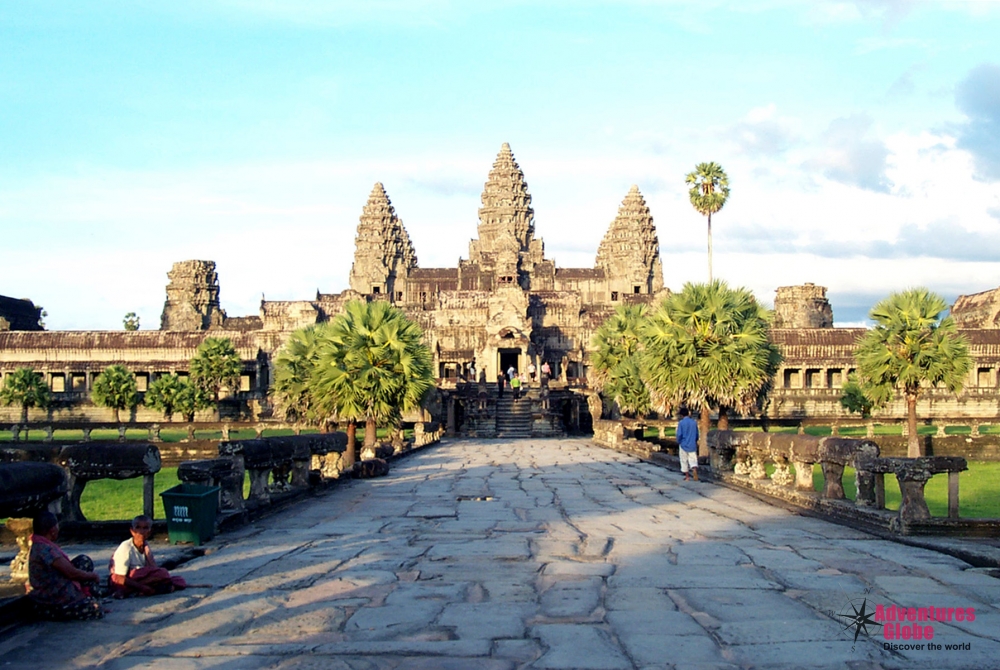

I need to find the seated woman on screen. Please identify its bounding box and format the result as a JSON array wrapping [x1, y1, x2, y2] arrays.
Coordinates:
[[109, 515, 187, 596], [27, 512, 104, 621]]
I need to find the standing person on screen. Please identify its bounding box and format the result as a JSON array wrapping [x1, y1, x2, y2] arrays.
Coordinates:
[[511, 373, 522, 401], [497, 370, 505, 397], [26, 512, 104, 620], [110, 515, 188, 596], [541, 361, 551, 379], [507, 365, 516, 383], [469, 361, 477, 383], [527, 362, 536, 384], [676, 407, 699, 481]]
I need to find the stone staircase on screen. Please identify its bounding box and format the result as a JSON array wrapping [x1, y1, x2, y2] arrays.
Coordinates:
[[495, 392, 534, 438]]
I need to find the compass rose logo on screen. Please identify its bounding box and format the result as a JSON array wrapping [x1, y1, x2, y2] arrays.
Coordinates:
[[836, 591, 884, 650]]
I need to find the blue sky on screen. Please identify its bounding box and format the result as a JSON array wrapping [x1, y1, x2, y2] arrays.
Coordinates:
[[2, 1, 1000, 329]]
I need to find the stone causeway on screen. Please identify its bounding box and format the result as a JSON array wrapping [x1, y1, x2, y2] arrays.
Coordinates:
[[3, 437, 1000, 669]]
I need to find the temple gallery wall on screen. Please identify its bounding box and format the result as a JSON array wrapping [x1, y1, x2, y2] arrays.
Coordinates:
[[3, 144, 1000, 429]]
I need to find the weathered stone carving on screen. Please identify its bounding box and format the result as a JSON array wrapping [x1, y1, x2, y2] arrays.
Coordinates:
[[951, 287, 1000, 328], [348, 182, 417, 299], [773, 283, 833, 329], [595, 185, 664, 296], [160, 260, 226, 331]]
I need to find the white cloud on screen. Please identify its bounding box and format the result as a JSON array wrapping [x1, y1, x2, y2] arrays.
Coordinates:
[[730, 104, 801, 158], [804, 114, 894, 193]]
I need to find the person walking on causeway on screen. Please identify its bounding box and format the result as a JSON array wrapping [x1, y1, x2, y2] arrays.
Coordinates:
[[676, 407, 699, 481]]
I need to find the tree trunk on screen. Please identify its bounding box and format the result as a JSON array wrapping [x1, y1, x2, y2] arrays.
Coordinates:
[[345, 421, 357, 467], [20, 404, 28, 424], [907, 392, 922, 457], [364, 417, 377, 448], [113, 407, 121, 423], [717, 406, 729, 431], [698, 405, 710, 459], [707, 212, 713, 283]]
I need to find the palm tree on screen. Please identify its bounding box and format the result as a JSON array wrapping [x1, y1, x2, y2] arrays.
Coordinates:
[[685, 162, 730, 282], [190, 337, 242, 406], [0, 367, 50, 424], [91, 365, 139, 423], [145, 373, 185, 421], [642, 281, 780, 456], [854, 289, 972, 457], [591, 304, 650, 418], [175, 377, 211, 422], [275, 300, 434, 467], [273, 326, 322, 424]]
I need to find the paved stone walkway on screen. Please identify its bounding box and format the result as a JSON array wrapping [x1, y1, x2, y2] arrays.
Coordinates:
[[3, 438, 1000, 669]]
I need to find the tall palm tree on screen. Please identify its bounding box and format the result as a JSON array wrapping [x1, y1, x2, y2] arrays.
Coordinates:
[[642, 281, 780, 456], [685, 162, 730, 282], [0, 367, 50, 424], [591, 304, 650, 417], [854, 289, 971, 457]]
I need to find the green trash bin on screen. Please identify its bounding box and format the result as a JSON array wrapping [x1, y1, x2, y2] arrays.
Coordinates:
[[160, 484, 220, 546]]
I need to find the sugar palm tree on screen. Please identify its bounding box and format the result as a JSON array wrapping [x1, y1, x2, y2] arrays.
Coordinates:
[[273, 326, 322, 424], [591, 304, 650, 417], [685, 162, 730, 282], [275, 300, 434, 467], [174, 378, 211, 422], [642, 281, 780, 456], [145, 373, 186, 421], [854, 289, 971, 457], [0, 367, 50, 424], [190, 337, 242, 407], [91, 365, 139, 423]]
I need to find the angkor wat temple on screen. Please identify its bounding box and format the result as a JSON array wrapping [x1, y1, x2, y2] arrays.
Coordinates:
[[2, 144, 1000, 433]]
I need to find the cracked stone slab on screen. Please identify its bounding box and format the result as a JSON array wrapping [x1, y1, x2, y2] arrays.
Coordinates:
[[531, 624, 631, 669]]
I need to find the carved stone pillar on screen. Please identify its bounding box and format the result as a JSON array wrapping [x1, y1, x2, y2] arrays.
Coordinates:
[[820, 461, 846, 499], [6, 518, 33, 583]]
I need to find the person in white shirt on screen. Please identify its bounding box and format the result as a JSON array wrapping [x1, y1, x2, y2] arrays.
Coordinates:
[[110, 515, 188, 596]]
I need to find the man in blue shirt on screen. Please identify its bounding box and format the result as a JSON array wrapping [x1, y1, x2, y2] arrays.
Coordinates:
[[675, 407, 699, 481]]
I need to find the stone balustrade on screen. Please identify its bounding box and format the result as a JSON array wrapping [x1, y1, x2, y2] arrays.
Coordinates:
[[592, 419, 660, 458], [414, 421, 444, 447], [707, 430, 974, 530], [854, 455, 968, 522], [58, 443, 162, 522], [1, 421, 315, 444], [0, 442, 160, 523], [708, 430, 880, 500]]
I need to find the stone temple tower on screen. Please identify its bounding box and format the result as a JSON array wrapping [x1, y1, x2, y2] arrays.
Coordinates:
[[160, 260, 226, 331], [595, 185, 664, 297], [772, 283, 834, 328], [467, 143, 546, 288], [348, 182, 417, 300]]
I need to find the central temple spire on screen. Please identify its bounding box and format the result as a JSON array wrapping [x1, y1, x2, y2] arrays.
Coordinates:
[[468, 143, 545, 287]]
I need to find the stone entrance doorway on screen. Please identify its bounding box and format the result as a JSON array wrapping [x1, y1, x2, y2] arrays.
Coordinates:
[[498, 348, 520, 375]]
